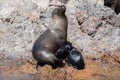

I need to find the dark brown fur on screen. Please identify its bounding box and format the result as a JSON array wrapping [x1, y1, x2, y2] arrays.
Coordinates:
[[32, 5, 68, 68], [104, 0, 120, 14]]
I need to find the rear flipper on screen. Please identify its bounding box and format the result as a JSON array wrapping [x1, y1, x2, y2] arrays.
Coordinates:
[[35, 52, 64, 69], [36, 60, 64, 70], [36, 62, 46, 71], [51, 59, 64, 69]]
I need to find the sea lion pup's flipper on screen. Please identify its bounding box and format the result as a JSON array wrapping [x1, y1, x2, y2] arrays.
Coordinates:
[[55, 41, 72, 59], [65, 41, 72, 50], [33, 51, 64, 69]]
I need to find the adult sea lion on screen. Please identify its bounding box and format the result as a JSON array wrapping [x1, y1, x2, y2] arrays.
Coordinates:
[[32, 5, 68, 69]]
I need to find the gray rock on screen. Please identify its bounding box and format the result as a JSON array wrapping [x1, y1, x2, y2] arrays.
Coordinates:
[[0, 0, 119, 59], [59, 0, 69, 4]]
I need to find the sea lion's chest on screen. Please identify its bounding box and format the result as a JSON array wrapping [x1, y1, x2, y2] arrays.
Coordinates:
[[52, 29, 67, 46]]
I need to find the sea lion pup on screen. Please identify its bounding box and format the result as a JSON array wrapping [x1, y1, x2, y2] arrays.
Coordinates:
[[66, 47, 85, 70], [56, 41, 85, 70], [104, 0, 120, 14], [32, 5, 68, 69]]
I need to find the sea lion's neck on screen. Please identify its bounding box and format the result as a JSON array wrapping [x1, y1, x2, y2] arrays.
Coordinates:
[[53, 17, 68, 32]]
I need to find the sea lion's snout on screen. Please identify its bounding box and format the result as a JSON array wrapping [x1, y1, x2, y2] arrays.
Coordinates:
[[59, 5, 66, 12]]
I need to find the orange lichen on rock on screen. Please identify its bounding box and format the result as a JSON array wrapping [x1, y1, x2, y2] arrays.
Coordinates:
[[0, 49, 120, 80]]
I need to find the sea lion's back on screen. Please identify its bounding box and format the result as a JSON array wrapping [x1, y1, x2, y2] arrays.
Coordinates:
[[33, 29, 58, 52]]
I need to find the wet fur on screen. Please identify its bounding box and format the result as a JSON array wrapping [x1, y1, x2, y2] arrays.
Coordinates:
[[32, 5, 68, 69]]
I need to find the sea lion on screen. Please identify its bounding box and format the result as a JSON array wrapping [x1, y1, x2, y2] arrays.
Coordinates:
[[56, 41, 85, 70], [104, 0, 120, 14], [32, 5, 68, 69], [66, 47, 85, 70]]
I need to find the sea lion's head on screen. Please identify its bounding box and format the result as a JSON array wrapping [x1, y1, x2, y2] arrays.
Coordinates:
[[52, 5, 66, 18]]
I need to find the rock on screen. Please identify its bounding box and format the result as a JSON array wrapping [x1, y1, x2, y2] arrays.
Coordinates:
[[0, 3, 15, 18], [0, 0, 119, 59], [34, 0, 50, 9], [59, 0, 69, 4], [104, 0, 120, 14], [109, 15, 120, 27]]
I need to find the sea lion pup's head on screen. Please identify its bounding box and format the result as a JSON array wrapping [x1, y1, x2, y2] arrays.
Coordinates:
[[52, 5, 66, 18]]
